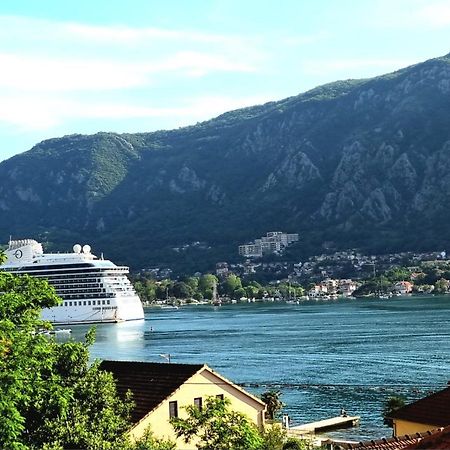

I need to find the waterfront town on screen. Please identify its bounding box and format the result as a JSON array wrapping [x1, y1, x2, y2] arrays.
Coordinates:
[[135, 231, 450, 305]]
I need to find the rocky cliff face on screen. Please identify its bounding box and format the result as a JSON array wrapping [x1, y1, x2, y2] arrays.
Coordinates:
[[0, 54, 449, 270]]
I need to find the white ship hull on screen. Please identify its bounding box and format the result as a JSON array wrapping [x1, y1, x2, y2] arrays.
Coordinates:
[[41, 294, 144, 324], [2, 239, 145, 325]]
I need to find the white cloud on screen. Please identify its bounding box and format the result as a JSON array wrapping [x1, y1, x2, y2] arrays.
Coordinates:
[[0, 15, 263, 94], [0, 15, 270, 138], [0, 15, 251, 46], [0, 53, 148, 91], [62, 21, 246, 46], [0, 94, 274, 131], [0, 50, 256, 92]]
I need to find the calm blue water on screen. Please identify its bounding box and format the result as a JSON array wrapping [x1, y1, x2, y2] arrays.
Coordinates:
[[71, 296, 450, 440]]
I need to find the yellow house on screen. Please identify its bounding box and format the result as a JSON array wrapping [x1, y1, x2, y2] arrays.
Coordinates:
[[100, 360, 266, 449], [389, 385, 450, 436]]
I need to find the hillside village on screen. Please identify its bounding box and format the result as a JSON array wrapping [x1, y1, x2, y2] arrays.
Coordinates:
[[135, 244, 450, 304]]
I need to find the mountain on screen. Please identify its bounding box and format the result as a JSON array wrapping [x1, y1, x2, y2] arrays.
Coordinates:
[[1, 53, 450, 272]]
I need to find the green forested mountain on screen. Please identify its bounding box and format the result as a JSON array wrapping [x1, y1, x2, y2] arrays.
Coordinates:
[[1, 53, 450, 272]]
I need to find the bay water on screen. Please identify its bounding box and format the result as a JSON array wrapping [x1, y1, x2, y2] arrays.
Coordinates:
[[71, 295, 450, 441]]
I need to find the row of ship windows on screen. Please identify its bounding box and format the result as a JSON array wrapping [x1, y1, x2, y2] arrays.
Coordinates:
[[39, 274, 127, 284], [57, 288, 105, 294], [59, 299, 112, 307], [61, 292, 115, 300], [51, 282, 102, 287], [33, 271, 125, 278]]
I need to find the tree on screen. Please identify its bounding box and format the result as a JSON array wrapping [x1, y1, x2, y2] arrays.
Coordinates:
[[0, 272, 134, 449], [282, 438, 312, 450], [222, 274, 242, 296], [383, 395, 406, 427], [128, 428, 175, 450], [170, 396, 262, 450], [172, 281, 193, 299], [434, 278, 449, 294], [259, 426, 287, 450], [183, 276, 199, 292], [198, 274, 218, 297], [245, 285, 259, 299], [384, 267, 411, 282], [261, 390, 285, 420], [0, 267, 174, 450], [259, 422, 311, 450]]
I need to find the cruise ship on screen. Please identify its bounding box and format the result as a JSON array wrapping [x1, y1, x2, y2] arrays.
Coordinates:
[[1, 239, 145, 324]]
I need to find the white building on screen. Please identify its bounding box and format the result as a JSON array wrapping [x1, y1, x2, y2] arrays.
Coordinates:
[[238, 232, 299, 258]]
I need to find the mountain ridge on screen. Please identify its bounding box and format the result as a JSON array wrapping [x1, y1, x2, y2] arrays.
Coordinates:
[[1, 53, 450, 272]]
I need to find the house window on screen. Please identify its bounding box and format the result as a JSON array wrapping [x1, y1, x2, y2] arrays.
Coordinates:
[[194, 397, 202, 410], [216, 394, 224, 400], [169, 401, 178, 418]]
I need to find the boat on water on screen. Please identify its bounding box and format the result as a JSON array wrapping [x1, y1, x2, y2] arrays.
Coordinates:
[[1, 239, 145, 325], [38, 327, 72, 336]]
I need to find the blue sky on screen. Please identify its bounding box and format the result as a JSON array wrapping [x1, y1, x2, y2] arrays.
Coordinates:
[[0, 0, 449, 161]]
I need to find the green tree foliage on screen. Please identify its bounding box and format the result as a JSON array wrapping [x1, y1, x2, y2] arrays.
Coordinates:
[[383, 267, 411, 282], [352, 276, 391, 297], [234, 287, 246, 299], [383, 395, 406, 427], [183, 276, 199, 292], [282, 438, 312, 450], [0, 272, 133, 449], [198, 274, 218, 297], [260, 390, 285, 420], [172, 281, 193, 299], [128, 428, 175, 450], [258, 426, 311, 450], [0, 268, 174, 450], [245, 285, 259, 299], [133, 278, 158, 304], [222, 274, 242, 296], [434, 278, 449, 294], [259, 426, 287, 450], [170, 396, 263, 450]]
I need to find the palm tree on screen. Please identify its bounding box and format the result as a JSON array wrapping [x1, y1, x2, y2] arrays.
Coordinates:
[[383, 395, 406, 427], [261, 390, 285, 420]]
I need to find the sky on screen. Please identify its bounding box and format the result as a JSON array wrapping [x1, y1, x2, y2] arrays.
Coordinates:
[[0, 0, 449, 161]]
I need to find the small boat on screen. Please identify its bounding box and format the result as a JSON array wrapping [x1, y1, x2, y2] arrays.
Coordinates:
[[38, 328, 72, 336], [53, 328, 72, 334], [161, 305, 179, 310]]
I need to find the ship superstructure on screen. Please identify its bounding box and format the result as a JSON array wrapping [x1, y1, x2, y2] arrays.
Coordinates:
[[1, 239, 144, 324]]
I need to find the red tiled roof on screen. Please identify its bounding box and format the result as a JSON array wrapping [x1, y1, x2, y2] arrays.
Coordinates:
[[327, 430, 442, 450], [389, 386, 450, 427], [100, 360, 204, 424], [405, 425, 450, 449]]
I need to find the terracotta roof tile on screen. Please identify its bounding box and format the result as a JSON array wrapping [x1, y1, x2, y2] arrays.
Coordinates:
[[327, 430, 441, 450], [405, 425, 450, 449]]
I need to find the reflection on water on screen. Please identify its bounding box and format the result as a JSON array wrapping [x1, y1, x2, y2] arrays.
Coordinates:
[[70, 296, 450, 440]]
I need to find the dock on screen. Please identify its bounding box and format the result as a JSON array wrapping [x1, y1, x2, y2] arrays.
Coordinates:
[[289, 415, 360, 435]]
